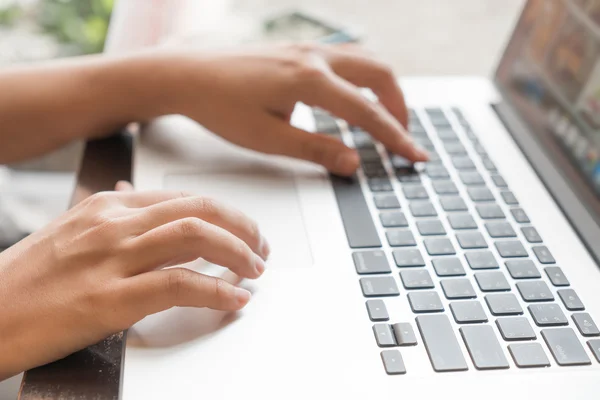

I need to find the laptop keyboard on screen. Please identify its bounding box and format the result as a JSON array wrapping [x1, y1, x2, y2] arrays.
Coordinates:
[[315, 106, 600, 374]]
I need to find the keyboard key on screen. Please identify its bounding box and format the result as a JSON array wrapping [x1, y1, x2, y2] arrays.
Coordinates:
[[545, 267, 569, 286], [366, 300, 389, 321], [587, 339, 600, 362], [516, 281, 554, 302], [409, 201, 438, 217], [423, 238, 455, 255], [362, 162, 386, 177], [400, 269, 434, 289], [392, 323, 418, 346], [353, 251, 391, 275], [451, 156, 475, 169], [508, 343, 550, 368], [505, 260, 540, 279], [496, 317, 536, 340], [380, 350, 406, 375], [467, 187, 495, 202], [354, 136, 377, 150], [448, 213, 478, 230], [425, 164, 450, 179], [380, 211, 408, 228], [440, 196, 468, 211], [495, 241, 528, 257], [432, 258, 466, 276], [314, 112, 339, 134], [368, 177, 393, 192], [374, 194, 400, 209], [392, 249, 425, 267], [511, 208, 530, 223], [500, 191, 519, 205], [450, 301, 488, 323], [532, 246, 556, 264], [485, 221, 516, 238], [389, 155, 411, 169], [521, 226, 542, 243], [359, 148, 381, 162], [460, 325, 509, 370], [476, 204, 505, 219], [402, 185, 429, 200], [529, 304, 568, 326], [456, 232, 488, 249], [485, 293, 523, 316], [437, 128, 459, 142], [331, 175, 381, 248], [481, 157, 497, 172], [541, 328, 591, 366], [416, 315, 469, 371], [474, 142, 488, 156], [408, 291, 444, 313], [373, 324, 396, 347], [444, 142, 467, 155], [465, 251, 499, 269], [441, 279, 476, 299], [491, 175, 508, 188], [360, 277, 400, 297], [386, 230, 416, 247], [558, 289, 585, 311], [572, 313, 600, 337], [396, 169, 421, 183], [459, 171, 485, 186], [415, 137, 435, 150], [475, 271, 510, 292], [432, 180, 458, 195], [416, 220, 446, 236]]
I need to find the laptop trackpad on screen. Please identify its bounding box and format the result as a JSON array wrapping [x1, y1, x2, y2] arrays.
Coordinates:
[[164, 172, 313, 269]]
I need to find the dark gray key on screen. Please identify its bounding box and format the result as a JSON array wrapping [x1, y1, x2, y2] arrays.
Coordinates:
[[425, 164, 450, 180], [432, 258, 465, 276], [541, 328, 591, 366], [445, 142, 467, 155], [451, 156, 475, 170], [363, 163, 387, 178], [521, 226, 542, 243], [485, 221, 516, 238], [485, 293, 523, 315], [450, 301, 488, 323], [506, 260, 540, 279], [366, 300, 389, 321], [389, 155, 411, 169], [456, 232, 488, 249], [475, 271, 510, 292], [467, 187, 495, 202], [459, 171, 485, 186], [476, 204, 505, 219], [533, 246, 556, 264], [368, 177, 393, 192], [516, 281, 554, 302], [432, 180, 459, 195], [423, 238, 455, 255], [508, 343, 550, 368], [481, 157, 497, 172], [496, 317, 536, 340], [386, 230, 416, 247], [416, 220, 446, 236], [360, 277, 400, 297], [448, 213, 478, 230], [353, 250, 391, 275], [491, 175, 508, 188], [587, 339, 600, 362], [529, 304, 568, 326], [572, 313, 600, 337], [314, 112, 339, 134], [392, 323, 418, 346], [416, 314, 468, 371], [359, 148, 381, 162], [501, 191, 519, 205], [511, 208, 530, 223], [409, 201, 438, 217], [402, 185, 429, 200], [393, 249, 425, 267], [465, 251, 499, 269], [354, 136, 377, 150], [373, 324, 396, 347], [440, 196, 468, 212], [380, 211, 408, 228], [396, 169, 421, 183], [374, 194, 400, 209], [380, 350, 406, 374], [400, 269, 434, 289], [408, 291, 444, 313], [460, 325, 509, 370], [545, 267, 569, 286], [331, 175, 381, 248], [558, 289, 585, 311], [495, 241, 528, 258], [441, 279, 477, 299]]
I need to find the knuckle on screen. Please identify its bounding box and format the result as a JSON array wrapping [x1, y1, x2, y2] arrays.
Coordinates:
[[166, 269, 188, 302], [85, 191, 118, 209], [175, 218, 205, 241], [210, 277, 228, 300], [197, 196, 219, 216]]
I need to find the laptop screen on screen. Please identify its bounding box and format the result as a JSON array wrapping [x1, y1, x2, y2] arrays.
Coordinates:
[[496, 0, 600, 220]]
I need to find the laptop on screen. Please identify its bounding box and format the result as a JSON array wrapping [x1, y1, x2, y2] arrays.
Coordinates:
[[124, 0, 600, 398]]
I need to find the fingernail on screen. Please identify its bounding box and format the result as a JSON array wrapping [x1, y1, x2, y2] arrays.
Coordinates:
[[254, 254, 266, 276], [334, 152, 359, 173], [234, 287, 251, 306], [260, 236, 271, 260]]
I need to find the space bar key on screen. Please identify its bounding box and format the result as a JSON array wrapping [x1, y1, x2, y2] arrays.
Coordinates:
[[417, 315, 469, 372]]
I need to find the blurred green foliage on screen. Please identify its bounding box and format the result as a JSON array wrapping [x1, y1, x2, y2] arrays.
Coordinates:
[[0, 5, 22, 27]]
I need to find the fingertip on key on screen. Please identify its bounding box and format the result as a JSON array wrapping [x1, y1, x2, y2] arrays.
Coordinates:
[[234, 287, 252, 307]]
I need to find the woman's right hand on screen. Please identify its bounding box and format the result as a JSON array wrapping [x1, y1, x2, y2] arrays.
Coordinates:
[[0, 189, 269, 380]]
